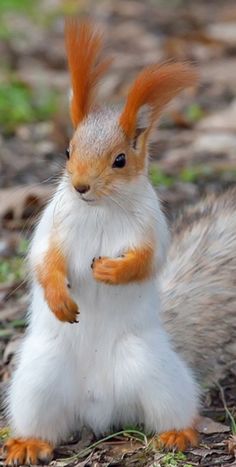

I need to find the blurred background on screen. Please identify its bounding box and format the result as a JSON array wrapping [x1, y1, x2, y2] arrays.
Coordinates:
[[1, 0, 236, 463]]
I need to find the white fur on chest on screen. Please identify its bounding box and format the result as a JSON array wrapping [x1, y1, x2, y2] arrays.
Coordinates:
[[45, 180, 163, 319], [68, 202, 141, 280]]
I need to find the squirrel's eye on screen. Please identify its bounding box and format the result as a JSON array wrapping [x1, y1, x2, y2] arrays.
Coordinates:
[[65, 148, 70, 159], [112, 153, 126, 168]]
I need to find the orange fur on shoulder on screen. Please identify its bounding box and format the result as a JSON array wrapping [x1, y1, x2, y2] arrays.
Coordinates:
[[120, 62, 199, 138], [64, 19, 111, 127]]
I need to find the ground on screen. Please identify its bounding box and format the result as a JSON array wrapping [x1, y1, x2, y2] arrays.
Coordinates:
[[0, 0, 236, 465]]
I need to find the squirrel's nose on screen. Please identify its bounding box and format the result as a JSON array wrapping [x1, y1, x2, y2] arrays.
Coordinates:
[[75, 184, 90, 194]]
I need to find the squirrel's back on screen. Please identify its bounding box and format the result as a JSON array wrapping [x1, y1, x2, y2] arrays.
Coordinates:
[[160, 189, 236, 387]]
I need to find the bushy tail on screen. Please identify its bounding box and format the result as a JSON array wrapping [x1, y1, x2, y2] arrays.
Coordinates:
[[160, 190, 236, 387]]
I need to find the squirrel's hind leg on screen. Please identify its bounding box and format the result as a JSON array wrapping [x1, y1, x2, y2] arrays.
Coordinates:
[[156, 427, 198, 451], [136, 333, 199, 447], [4, 437, 53, 466], [5, 331, 78, 465]]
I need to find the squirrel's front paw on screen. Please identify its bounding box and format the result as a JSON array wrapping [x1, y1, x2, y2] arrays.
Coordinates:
[[91, 256, 123, 285], [45, 285, 79, 323]]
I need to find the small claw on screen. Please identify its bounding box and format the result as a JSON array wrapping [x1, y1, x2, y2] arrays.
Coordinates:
[[2, 444, 7, 455], [99, 256, 101, 259], [67, 283, 71, 289], [69, 316, 79, 324]]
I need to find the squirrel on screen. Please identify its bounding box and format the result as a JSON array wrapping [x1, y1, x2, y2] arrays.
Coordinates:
[[4, 20, 200, 465]]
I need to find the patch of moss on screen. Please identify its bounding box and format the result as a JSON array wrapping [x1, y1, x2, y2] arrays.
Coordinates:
[[0, 80, 59, 132], [17, 238, 29, 255], [0, 0, 35, 14], [0, 237, 28, 283], [56, 0, 88, 16], [149, 166, 175, 188], [161, 451, 191, 466], [0, 427, 11, 441], [185, 103, 205, 123], [0, 0, 38, 38], [149, 163, 236, 188], [179, 166, 213, 183], [0, 257, 25, 283]]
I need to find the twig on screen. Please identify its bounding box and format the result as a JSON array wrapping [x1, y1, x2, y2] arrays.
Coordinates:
[[58, 429, 148, 463], [217, 382, 236, 434]]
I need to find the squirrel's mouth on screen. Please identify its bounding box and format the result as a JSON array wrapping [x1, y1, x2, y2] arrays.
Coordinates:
[[81, 197, 96, 203]]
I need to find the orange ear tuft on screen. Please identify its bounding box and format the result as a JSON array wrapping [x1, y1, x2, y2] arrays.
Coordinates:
[[64, 19, 111, 127], [119, 62, 199, 138]]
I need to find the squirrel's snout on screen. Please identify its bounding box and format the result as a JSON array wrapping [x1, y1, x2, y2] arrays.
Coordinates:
[[75, 184, 90, 194]]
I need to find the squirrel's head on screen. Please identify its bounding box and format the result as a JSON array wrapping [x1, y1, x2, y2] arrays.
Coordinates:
[[64, 19, 198, 204]]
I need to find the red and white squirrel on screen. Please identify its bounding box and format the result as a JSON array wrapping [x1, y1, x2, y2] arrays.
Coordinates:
[[4, 20, 200, 465]]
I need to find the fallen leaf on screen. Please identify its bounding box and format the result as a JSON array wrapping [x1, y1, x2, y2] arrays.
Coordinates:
[[3, 335, 23, 365], [227, 435, 236, 457], [197, 99, 236, 131], [206, 22, 236, 47], [196, 416, 230, 434], [192, 133, 236, 155], [201, 58, 236, 85], [0, 185, 53, 229], [192, 447, 224, 458], [105, 439, 142, 457]]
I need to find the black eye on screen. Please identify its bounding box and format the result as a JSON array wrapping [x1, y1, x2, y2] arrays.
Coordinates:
[[112, 153, 126, 168], [65, 148, 70, 159]]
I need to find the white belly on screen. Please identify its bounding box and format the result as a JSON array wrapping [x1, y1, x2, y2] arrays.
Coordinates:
[[59, 217, 161, 430]]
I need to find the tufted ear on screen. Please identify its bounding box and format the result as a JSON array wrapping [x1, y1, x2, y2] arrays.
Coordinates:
[[119, 62, 198, 146], [64, 19, 111, 128]]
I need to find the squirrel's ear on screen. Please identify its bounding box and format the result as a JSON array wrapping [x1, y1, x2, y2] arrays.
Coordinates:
[[119, 63, 198, 144], [131, 104, 152, 150], [64, 19, 111, 128]]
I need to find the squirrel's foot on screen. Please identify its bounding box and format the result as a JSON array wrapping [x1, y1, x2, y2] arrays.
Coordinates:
[[157, 428, 198, 451], [4, 437, 54, 465], [91, 256, 124, 284], [45, 285, 79, 323]]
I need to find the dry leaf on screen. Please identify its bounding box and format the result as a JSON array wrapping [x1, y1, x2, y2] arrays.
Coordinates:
[[196, 416, 230, 434], [0, 185, 53, 228], [3, 335, 23, 365], [105, 439, 142, 457], [227, 435, 236, 457], [192, 447, 220, 458], [206, 22, 236, 47], [197, 99, 236, 131]]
